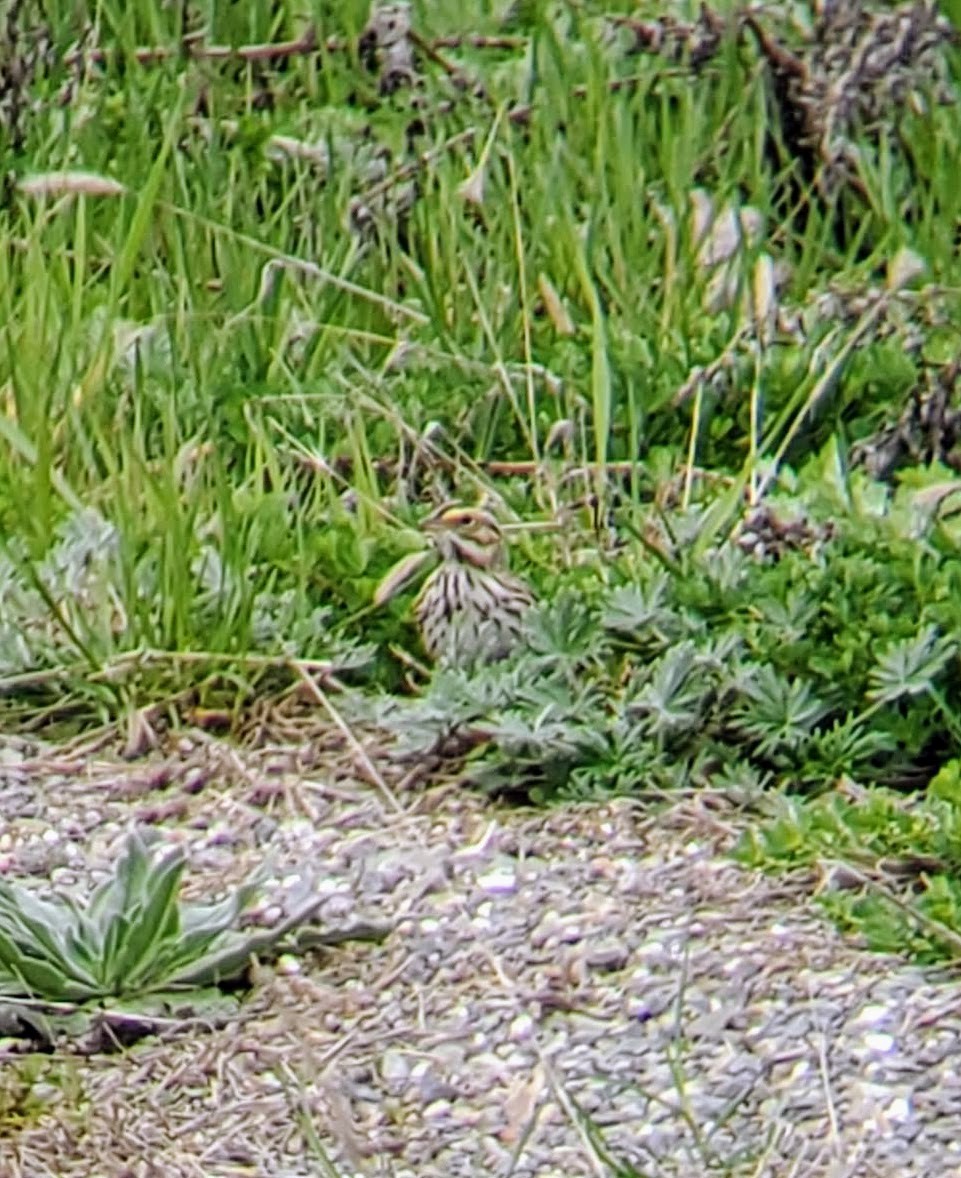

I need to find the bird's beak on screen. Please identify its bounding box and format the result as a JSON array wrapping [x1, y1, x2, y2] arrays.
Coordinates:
[[421, 504, 457, 532]]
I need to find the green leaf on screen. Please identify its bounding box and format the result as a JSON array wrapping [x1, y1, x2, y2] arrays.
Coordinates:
[[928, 759, 961, 806], [169, 924, 291, 989], [0, 929, 85, 1001], [111, 832, 160, 913], [572, 234, 611, 500], [0, 884, 75, 964], [868, 625, 956, 705], [102, 852, 186, 992], [733, 665, 830, 756]]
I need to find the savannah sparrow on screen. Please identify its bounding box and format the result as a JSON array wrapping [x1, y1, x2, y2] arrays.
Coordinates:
[[414, 503, 534, 666]]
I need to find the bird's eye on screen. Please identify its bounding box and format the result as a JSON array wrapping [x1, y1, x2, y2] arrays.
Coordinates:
[[443, 511, 472, 527]]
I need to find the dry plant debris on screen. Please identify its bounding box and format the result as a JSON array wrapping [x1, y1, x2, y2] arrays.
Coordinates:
[[852, 357, 961, 481]]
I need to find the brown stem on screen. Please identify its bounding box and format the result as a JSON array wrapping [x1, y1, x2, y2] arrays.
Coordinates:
[[64, 28, 527, 70]]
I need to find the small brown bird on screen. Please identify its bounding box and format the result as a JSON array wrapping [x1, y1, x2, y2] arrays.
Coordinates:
[[414, 503, 534, 666]]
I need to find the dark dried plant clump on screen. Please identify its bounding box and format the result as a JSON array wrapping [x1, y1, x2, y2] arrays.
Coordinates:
[[621, 0, 957, 200], [747, 0, 957, 197], [0, 0, 54, 159], [852, 358, 961, 481], [734, 502, 837, 563], [614, 5, 728, 70]]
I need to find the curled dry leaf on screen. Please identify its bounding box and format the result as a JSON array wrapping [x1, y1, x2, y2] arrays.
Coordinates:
[[458, 165, 486, 207], [264, 134, 330, 167], [698, 204, 743, 268], [499, 1065, 547, 1145], [257, 258, 285, 304], [385, 339, 414, 371], [704, 264, 742, 315], [689, 187, 715, 250], [123, 706, 160, 760], [537, 273, 576, 336], [908, 481, 961, 515], [695, 201, 765, 269], [459, 109, 505, 211], [886, 246, 927, 293], [544, 418, 575, 454], [751, 253, 778, 345], [690, 191, 767, 314]]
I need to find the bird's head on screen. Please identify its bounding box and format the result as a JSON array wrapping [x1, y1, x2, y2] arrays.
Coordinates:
[[421, 502, 507, 569]]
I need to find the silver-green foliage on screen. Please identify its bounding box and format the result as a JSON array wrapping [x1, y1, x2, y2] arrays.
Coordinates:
[[0, 832, 269, 1002]]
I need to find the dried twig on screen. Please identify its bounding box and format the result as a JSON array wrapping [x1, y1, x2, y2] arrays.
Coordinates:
[[292, 662, 405, 815], [65, 26, 336, 68]]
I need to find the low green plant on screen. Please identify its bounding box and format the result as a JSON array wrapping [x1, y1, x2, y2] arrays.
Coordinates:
[[736, 759, 961, 964], [0, 831, 290, 1003], [375, 486, 961, 803]]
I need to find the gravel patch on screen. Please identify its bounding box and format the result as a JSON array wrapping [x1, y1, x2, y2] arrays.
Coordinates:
[[1, 727, 959, 1177]]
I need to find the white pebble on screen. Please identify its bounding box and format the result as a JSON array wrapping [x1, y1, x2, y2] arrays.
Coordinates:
[[885, 1095, 914, 1123], [422, 1100, 452, 1121], [381, 1050, 411, 1084], [477, 867, 517, 895], [851, 1004, 892, 1028], [509, 1013, 535, 1042]]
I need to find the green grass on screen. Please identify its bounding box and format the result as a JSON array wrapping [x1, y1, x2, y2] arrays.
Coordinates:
[[2, 0, 961, 961]]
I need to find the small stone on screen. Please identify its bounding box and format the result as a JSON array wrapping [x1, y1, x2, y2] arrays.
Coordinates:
[[477, 865, 517, 895], [381, 1051, 411, 1085], [852, 1003, 894, 1028], [422, 1100, 452, 1121], [864, 1031, 897, 1054], [509, 1013, 534, 1042]]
